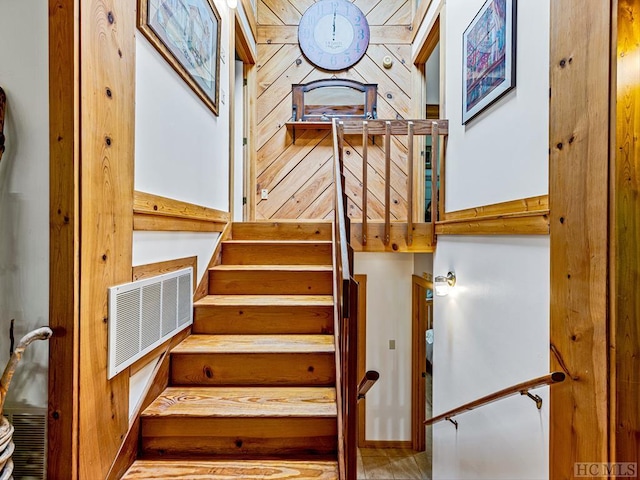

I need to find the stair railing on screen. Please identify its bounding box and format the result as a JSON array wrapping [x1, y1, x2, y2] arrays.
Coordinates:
[[357, 370, 379, 401], [424, 371, 566, 429], [332, 119, 359, 480], [336, 119, 448, 249]]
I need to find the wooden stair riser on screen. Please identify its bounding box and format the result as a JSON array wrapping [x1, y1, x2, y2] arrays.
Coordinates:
[[231, 222, 332, 241], [193, 304, 334, 334], [170, 352, 336, 386], [208, 269, 333, 295], [141, 417, 337, 457], [221, 242, 332, 265]]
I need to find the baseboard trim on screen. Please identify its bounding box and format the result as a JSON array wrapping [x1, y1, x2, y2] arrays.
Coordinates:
[[359, 440, 413, 449]]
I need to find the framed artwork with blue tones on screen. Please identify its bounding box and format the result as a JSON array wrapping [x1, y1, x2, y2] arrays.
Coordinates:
[[462, 0, 516, 124], [138, 0, 221, 116]]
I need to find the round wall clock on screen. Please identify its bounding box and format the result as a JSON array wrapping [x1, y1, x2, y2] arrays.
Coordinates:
[[298, 0, 370, 71]]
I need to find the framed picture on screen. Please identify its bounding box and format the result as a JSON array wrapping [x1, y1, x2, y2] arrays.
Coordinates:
[[138, 0, 221, 116], [462, 0, 516, 124]]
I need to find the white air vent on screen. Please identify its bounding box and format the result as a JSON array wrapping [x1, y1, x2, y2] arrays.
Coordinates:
[[4, 407, 47, 480], [108, 267, 193, 379]]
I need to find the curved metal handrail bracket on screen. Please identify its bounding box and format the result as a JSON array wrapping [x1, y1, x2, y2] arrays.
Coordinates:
[[425, 371, 566, 428]]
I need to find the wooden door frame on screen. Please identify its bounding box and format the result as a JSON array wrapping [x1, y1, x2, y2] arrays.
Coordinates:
[[355, 274, 367, 448], [233, 11, 256, 221], [412, 13, 441, 222], [411, 275, 431, 451]]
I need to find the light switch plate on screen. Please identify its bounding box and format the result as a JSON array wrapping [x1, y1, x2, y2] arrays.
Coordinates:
[[389, 340, 396, 350]]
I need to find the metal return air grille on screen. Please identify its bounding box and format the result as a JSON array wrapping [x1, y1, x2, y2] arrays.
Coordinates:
[[4, 408, 46, 480], [108, 267, 193, 379]]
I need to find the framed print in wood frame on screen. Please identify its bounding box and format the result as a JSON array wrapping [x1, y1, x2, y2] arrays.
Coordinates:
[[138, 0, 221, 116], [462, 0, 516, 124]]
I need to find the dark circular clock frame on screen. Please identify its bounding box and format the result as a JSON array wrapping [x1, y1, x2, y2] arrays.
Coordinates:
[[298, 0, 370, 71]]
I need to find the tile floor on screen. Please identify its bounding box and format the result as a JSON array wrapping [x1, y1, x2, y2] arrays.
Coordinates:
[[357, 447, 431, 479], [356, 371, 433, 479]]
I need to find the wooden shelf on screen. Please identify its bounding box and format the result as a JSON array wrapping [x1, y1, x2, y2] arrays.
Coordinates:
[[285, 121, 332, 143]]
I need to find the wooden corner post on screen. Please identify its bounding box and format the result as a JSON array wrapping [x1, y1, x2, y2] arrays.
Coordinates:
[[49, 0, 136, 477], [549, 1, 611, 478]]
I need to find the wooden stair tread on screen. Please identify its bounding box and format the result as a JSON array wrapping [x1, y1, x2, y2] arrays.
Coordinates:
[[222, 240, 332, 245], [210, 264, 333, 271], [122, 459, 338, 479], [194, 294, 334, 307], [231, 222, 332, 241], [173, 334, 335, 353], [143, 387, 337, 418]]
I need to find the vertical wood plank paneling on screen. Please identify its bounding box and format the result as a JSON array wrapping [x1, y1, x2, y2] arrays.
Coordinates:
[[79, 0, 135, 477], [256, 0, 413, 220], [549, 1, 611, 478], [48, 0, 80, 477], [611, 0, 640, 463]]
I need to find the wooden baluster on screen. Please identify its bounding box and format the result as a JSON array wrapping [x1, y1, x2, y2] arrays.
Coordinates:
[[362, 121, 368, 246], [384, 121, 391, 245], [407, 122, 414, 246], [431, 121, 439, 242]]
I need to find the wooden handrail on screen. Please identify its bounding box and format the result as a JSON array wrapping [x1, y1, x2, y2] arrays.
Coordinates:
[[332, 119, 358, 480], [357, 370, 380, 400], [425, 372, 566, 426]]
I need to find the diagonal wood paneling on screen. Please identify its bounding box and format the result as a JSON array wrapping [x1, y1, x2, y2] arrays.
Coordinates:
[[256, 0, 413, 220]]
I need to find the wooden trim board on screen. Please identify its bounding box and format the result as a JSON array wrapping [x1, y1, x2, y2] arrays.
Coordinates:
[[48, 0, 80, 477], [133, 214, 227, 232], [411, 275, 428, 451], [359, 440, 413, 449], [133, 191, 230, 223], [436, 195, 550, 235], [355, 274, 367, 448], [411, 0, 434, 44]]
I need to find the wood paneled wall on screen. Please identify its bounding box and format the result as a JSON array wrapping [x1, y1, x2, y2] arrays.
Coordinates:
[[611, 0, 640, 463], [255, 0, 414, 220]]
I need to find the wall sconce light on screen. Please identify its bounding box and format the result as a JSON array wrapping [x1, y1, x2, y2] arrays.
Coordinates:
[[434, 272, 456, 296], [227, 0, 238, 8]]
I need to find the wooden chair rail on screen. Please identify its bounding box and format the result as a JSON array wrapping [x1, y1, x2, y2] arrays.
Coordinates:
[[424, 372, 566, 427]]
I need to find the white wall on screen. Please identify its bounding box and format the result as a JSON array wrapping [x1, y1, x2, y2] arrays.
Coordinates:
[[0, 0, 49, 409], [134, 0, 234, 284], [433, 237, 550, 479], [430, 1, 551, 479], [443, 0, 549, 211], [355, 253, 415, 441]]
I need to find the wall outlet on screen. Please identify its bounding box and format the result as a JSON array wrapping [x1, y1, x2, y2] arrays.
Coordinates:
[[261, 189, 269, 200], [389, 339, 396, 350]]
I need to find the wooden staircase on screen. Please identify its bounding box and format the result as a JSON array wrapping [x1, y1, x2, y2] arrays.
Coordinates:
[[122, 222, 340, 479]]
